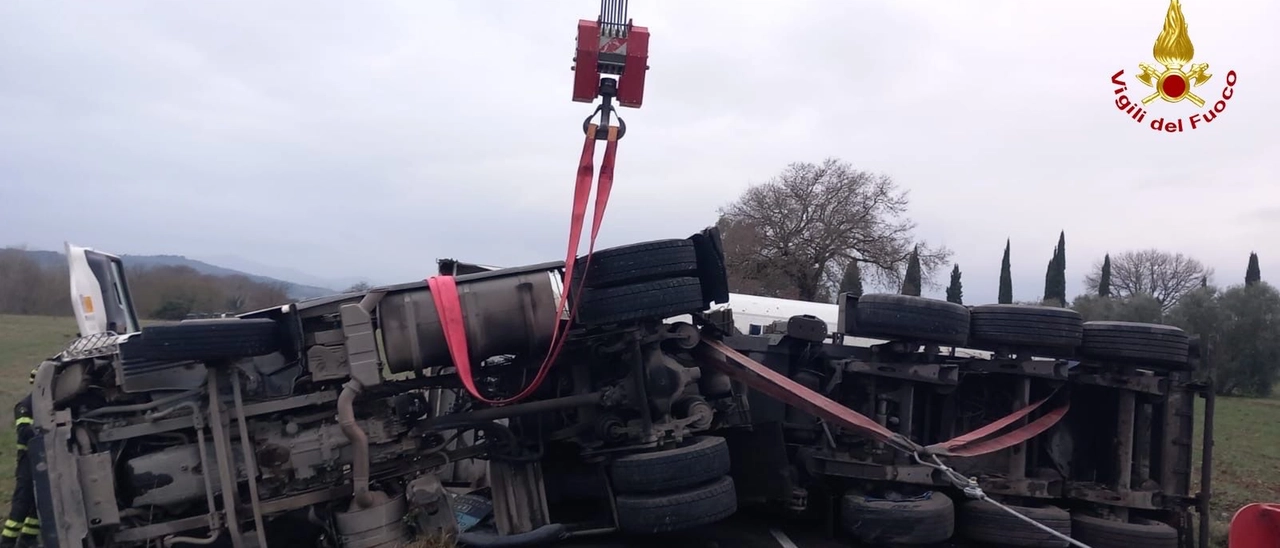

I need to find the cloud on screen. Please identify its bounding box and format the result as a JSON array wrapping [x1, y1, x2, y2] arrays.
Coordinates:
[[2, 0, 1278, 305]]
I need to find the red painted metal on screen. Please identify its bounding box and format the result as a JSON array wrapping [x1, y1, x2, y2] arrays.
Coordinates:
[[615, 25, 648, 108], [572, 20, 648, 108], [1229, 503, 1280, 548], [572, 20, 601, 104]]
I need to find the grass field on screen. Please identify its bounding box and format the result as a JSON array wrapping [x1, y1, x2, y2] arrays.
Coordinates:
[[0, 314, 1275, 545], [0, 314, 82, 516]]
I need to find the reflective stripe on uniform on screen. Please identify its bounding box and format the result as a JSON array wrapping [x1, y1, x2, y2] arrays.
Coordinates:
[[19, 527, 37, 536], [21, 518, 36, 528], [13, 444, 25, 451], [1, 528, 18, 539], [13, 417, 32, 427]]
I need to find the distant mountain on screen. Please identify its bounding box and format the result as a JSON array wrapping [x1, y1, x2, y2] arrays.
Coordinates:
[[17, 249, 338, 300], [197, 254, 380, 293]]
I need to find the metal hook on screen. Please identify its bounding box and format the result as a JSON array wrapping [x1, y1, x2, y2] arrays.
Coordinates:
[[582, 77, 627, 140], [582, 104, 627, 140]]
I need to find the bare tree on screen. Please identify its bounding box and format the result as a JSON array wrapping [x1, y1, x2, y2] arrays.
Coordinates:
[[1083, 249, 1212, 311], [719, 158, 950, 302]]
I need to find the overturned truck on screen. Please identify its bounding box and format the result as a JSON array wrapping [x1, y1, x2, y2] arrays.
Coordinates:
[[31, 231, 742, 548], [30, 237, 1213, 547]]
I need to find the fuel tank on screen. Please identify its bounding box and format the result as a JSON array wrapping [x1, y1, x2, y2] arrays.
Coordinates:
[[378, 261, 563, 375]]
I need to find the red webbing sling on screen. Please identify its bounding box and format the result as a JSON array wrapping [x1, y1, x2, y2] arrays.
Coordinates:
[[427, 125, 620, 405], [702, 339, 1069, 458], [925, 395, 1069, 457]]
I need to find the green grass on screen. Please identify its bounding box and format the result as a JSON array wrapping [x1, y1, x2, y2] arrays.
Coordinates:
[[1193, 393, 1280, 546], [0, 314, 1274, 544], [0, 314, 81, 515]]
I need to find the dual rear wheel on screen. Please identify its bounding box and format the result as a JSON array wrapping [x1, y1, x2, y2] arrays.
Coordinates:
[[607, 436, 737, 535]]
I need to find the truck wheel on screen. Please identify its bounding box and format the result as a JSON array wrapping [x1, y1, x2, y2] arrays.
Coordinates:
[[1080, 321, 1190, 369], [614, 476, 737, 535], [574, 239, 699, 289], [609, 436, 731, 494], [126, 319, 280, 362], [960, 500, 1071, 547], [1070, 514, 1178, 547], [969, 304, 1084, 350], [576, 277, 704, 326], [840, 490, 955, 545], [853, 294, 971, 346]]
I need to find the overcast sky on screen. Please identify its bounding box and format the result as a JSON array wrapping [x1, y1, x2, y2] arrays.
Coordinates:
[[2, 0, 1276, 304]]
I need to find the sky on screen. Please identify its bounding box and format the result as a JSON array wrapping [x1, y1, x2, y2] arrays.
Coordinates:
[[2, 0, 1277, 304]]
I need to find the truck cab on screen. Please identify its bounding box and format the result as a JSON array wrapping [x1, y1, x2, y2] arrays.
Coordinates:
[[65, 243, 140, 337]]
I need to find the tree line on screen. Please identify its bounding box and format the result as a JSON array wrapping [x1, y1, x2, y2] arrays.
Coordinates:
[[1074, 250, 1279, 397], [718, 158, 1277, 397], [0, 247, 290, 320]]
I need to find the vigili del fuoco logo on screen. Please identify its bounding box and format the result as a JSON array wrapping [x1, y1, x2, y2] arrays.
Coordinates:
[[1111, 0, 1237, 133]]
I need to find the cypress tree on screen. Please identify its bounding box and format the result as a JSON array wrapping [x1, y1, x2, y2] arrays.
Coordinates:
[[1053, 231, 1067, 303], [998, 239, 1013, 304], [1042, 233, 1067, 305], [946, 264, 964, 304], [1099, 254, 1112, 297], [1044, 252, 1056, 304], [901, 246, 922, 297], [1246, 252, 1261, 286], [839, 260, 864, 297]]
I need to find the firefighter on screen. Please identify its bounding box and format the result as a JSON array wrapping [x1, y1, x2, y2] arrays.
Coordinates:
[[2, 370, 38, 547]]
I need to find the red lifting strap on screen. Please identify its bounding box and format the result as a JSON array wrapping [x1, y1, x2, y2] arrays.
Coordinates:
[[926, 395, 1069, 457], [427, 125, 620, 405], [701, 339, 1068, 458]]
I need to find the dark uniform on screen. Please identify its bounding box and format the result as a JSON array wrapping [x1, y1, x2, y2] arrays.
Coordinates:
[[3, 390, 38, 547]]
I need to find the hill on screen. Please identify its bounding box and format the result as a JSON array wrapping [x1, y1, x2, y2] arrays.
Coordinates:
[[17, 248, 336, 300]]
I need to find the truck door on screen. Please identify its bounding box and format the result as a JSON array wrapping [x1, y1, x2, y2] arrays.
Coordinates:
[[66, 243, 141, 336]]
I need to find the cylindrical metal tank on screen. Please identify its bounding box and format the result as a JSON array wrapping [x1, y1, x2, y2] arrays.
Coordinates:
[[378, 262, 563, 375], [334, 494, 409, 548]]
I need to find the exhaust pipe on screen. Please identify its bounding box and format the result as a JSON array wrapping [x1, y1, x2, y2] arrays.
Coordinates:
[[336, 288, 391, 509], [338, 380, 373, 508]]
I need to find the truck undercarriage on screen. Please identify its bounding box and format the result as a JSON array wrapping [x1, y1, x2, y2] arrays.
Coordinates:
[[715, 293, 1213, 548], [31, 231, 741, 548], [30, 235, 1213, 548]]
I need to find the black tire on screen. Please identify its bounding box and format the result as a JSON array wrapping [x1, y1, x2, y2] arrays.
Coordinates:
[[574, 239, 699, 289], [614, 476, 738, 535], [689, 227, 730, 306], [576, 277, 705, 326], [960, 500, 1071, 547], [127, 319, 280, 362], [609, 436, 731, 494], [853, 294, 971, 346], [1070, 514, 1178, 547], [840, 490, 955, 545], [970, 304, 1084, 350], [1080, 321, 1190, 369]]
